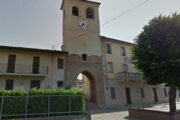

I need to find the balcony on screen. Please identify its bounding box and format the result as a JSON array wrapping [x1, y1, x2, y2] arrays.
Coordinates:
[[0, 63, 48, 77], [117, 72, 143, 82]]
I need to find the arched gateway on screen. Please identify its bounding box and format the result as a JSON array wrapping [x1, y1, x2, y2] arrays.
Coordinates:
[[76, 71, 96, 103], [65, 54, 105, 107]]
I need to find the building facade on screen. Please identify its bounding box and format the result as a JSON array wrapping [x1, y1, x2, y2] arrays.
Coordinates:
[[101, 37, 169, 106], [0, 0, 170, 107], [0, 46, 67, 90]]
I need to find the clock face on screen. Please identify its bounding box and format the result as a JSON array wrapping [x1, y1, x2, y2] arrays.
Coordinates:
[[78, 19, 89, 30]]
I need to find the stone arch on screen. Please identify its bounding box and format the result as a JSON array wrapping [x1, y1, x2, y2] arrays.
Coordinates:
[[65, 55, 105, 107], [77, 71, 96, 103]]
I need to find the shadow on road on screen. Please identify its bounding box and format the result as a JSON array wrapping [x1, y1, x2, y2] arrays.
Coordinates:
[[90, 104, 158, 115], [124, 116, 144, 120]]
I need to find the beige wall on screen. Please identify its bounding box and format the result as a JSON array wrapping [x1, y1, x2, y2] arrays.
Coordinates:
[[0, 49, 66, 90], [102, 41, 138, 76], [104, 80, 169, 107], [101, 39, 169, 106]]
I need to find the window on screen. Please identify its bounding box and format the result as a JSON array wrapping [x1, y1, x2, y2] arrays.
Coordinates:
[[5, 79, 14, 90], [140, 88, 145, 98], [106, 44, 112, 54], [32, 56, 40, 74], [107, 62, 113, 73], [7, 55, 16, 73], [57, 58, 64, 69], [72, 6, 79, 16], [120, 47, 126, 56], [30, 80, 41, 89], [110, 87, 116, 99], [164, 88, 168, 97], [57, 81, 64, 88], [82, 54, 87, 61], [122, 64, 128, 72], [86, 7, 94, 19]]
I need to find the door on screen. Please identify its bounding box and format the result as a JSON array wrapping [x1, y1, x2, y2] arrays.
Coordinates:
[[153, 88, 158, 103], [125, 87, 132, 105], [7, 55, 16, 73], [32, 56, 40, 74]]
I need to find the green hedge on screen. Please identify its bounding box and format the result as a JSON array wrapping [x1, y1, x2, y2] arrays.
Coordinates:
[[0, 88, 84, 119]]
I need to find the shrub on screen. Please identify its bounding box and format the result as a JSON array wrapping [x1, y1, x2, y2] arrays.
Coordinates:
[[0, 88, 84, 119]]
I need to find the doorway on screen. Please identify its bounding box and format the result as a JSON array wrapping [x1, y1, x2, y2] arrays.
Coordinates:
[[153, 88, 158, 103], [125, 87, 132, 105]]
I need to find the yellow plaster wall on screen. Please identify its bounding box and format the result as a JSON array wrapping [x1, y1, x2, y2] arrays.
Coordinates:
[[62, 0, 101, 56]]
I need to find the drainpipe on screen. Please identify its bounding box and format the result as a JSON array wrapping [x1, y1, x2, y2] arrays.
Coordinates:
[[102, 36, 109, 90]]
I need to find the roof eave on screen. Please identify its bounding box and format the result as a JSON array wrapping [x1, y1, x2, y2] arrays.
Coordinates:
[[60, 0, 101, 10], [0, 45, 68, 55]]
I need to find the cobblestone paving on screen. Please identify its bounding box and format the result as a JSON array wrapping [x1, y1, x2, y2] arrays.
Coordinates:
[[91, 102, 180, 120]]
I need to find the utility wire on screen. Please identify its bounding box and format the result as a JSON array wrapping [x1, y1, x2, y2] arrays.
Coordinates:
[[101, 0, 149, 27], [62, 0, 149, 90], [75, 0, 149, 40], [61, 0, 149, 42]]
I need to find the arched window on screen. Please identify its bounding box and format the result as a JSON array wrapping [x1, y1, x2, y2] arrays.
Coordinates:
[[86, 7, 94, 19], [82, 54, 88, 61], [72, 6, 79, 16]]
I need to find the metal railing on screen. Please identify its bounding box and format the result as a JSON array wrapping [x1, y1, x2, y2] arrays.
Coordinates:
[[117, 72, 143, 81], [0, 63, 48, 75], [0, 95, 88, 120]]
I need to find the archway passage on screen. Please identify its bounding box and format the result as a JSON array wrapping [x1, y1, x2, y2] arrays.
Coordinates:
[[76, 71, 96, 103], [65, 54, 105, 107]]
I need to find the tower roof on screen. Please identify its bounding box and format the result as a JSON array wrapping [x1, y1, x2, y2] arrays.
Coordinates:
[[60, 0, 101, 10]]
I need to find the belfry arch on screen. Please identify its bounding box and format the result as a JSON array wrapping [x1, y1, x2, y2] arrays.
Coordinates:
[[65, 54, 105, 107]]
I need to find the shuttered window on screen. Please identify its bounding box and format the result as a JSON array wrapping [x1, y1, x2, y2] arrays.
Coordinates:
[[7, 55, 16, 73], [32, 56, 40, 74], [110, 87, 116, 99], [57, 58, 64, 69], [5, 79, 14, 90]]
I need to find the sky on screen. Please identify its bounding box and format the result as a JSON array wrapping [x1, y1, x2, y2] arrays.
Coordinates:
[[0, 0, 180, 50]]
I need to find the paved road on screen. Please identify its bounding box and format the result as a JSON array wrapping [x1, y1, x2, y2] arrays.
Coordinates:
[[90, 103, 180, 120]]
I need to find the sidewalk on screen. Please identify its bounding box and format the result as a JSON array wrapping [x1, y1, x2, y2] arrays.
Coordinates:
[[91, 102, 180, 120]]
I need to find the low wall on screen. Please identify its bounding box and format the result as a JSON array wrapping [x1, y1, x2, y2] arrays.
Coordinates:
[[129, 108, 180, 120], [11, 115, 91, 120]]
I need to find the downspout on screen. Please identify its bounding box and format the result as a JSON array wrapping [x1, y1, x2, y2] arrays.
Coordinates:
[[102, 36, 109, 90]]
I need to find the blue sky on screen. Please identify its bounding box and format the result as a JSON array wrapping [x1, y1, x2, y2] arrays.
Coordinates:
[[0, 0, 180, 50]]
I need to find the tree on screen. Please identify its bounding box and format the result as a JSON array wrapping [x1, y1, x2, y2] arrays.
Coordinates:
[[132, 13, 180, 112]]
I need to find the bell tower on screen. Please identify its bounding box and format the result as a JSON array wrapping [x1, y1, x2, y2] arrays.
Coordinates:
[[61, 0, 101, 56], [61, 0, 105, 107]]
